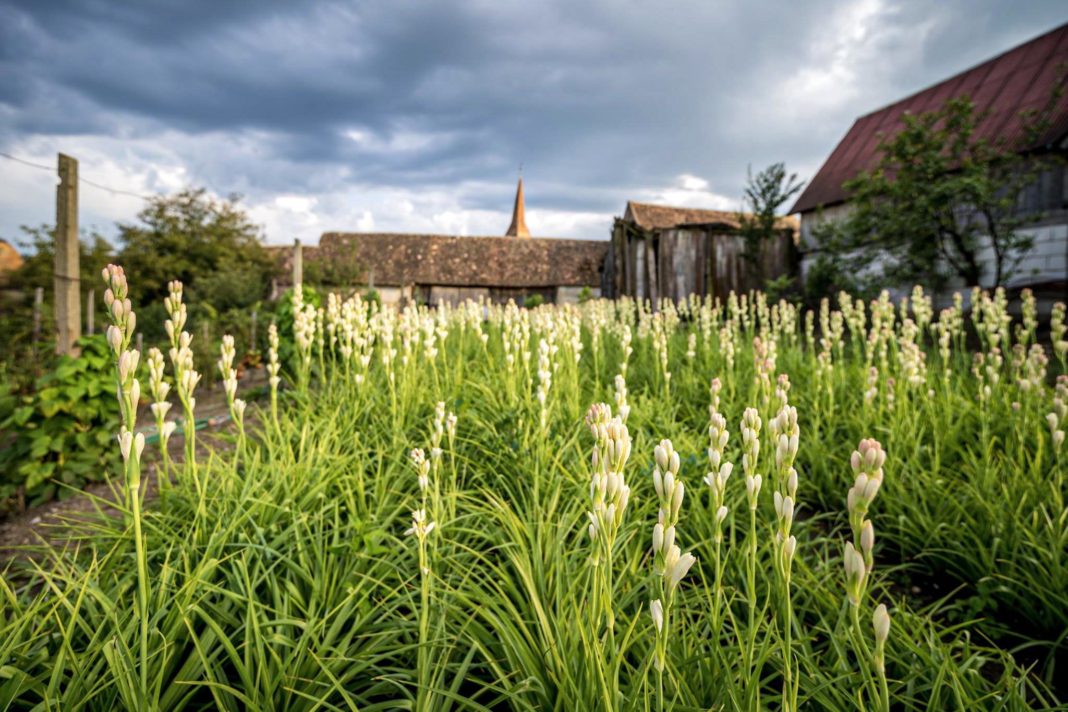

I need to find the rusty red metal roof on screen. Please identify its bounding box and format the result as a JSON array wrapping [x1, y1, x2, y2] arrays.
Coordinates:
[[792, 22, 1068, 214]]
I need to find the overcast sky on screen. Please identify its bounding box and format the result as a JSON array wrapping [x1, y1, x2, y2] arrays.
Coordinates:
[[1, 0, 1065, 246]]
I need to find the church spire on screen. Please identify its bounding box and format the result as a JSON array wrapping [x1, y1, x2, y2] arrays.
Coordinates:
[[505, 175, 530, 237]]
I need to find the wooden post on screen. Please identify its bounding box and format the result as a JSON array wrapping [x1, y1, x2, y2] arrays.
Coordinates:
[[86, 289, 95, 335], [292, 239, 303, 289], [32, 287, 43, 370], [55, 153, 81, 356], [250, 309, 258, 352]]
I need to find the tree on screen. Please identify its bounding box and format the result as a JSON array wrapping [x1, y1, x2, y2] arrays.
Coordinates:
[[738, 163, 804, 283], [117, 188, 274, 310], [821, 94, 1062, 288], [7, 224, 115, 292]]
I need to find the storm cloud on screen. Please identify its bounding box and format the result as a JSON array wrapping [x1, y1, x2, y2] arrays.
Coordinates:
[[1, 0, 1065, 244]]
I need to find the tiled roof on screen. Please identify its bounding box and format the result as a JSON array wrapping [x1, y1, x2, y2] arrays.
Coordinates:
[[0, 239, 22, 274], [278, 233, 608, 288], [792, 22, 1068, 214], [624, 201, 799, 233]]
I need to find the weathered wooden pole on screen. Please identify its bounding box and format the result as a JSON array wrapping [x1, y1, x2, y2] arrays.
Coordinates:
[[32, 286, 43, 369], [86, 288, 95, 335], [292, 239, 303, 289], [55, 153, 81, 356]]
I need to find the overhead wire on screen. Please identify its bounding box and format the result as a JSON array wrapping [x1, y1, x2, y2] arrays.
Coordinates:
[[0, 151, 153, 200]]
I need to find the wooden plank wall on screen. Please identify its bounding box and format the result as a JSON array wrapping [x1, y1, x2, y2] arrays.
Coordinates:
[[609, 219, 796, 302]]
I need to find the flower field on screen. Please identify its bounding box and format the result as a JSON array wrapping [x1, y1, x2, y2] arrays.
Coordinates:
[[2, 266, 1067, 710]]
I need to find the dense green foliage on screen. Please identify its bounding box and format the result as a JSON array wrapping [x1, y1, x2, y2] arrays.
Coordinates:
[[116, 188, 273, 310], [1, 280, 1066, 710], [0, 335, 119, 511], [0, 226, 116, 387], [813, 95, 1061, 290], [0, 189, 275, 390]]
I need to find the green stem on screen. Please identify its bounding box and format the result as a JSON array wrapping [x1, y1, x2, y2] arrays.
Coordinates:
[[130, 476, 150, 703]]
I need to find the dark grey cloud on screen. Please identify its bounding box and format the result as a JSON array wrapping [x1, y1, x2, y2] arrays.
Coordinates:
[[1, 0, 1066, 242]]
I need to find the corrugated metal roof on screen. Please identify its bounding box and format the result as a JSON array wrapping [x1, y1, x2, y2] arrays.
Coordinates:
[[792, 22, 1068, 214]]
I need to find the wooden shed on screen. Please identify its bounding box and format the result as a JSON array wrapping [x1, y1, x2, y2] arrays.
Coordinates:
[[605, 201, 797, 302]]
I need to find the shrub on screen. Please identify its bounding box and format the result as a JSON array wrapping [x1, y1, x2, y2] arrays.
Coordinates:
[[0, 335, 120, 512]]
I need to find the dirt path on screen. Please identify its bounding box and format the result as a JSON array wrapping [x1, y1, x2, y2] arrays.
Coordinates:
[[0, 370, 266, 561]]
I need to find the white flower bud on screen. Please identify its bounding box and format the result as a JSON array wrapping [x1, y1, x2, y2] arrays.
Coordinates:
[[118, 429, 133, 461], [666, 551, 697, 594], [715, 505, 728, 526], [873, 603, 890, 645], [649, 599, 664, 633], [783, 535, 797, 563]]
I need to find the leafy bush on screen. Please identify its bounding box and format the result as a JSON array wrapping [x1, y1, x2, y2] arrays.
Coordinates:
[[273, 285, 321, 372], [523, 293, 544, 309], [0, 335, 120, 512]]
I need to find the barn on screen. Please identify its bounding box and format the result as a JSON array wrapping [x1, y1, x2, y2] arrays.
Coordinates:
[[605, 201, 797, 302], [792, 22, 1068, 299]]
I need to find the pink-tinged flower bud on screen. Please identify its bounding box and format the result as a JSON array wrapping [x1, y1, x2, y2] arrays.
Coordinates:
[[129, 378, 140, 407], [106, 325, 123, 354], [860, 520, 874, 558], [861, 476, 881, 502]]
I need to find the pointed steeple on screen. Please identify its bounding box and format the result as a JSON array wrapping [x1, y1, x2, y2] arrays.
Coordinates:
[[505, 176, 530, 237]]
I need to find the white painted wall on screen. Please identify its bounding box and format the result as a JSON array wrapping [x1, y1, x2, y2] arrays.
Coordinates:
[[798, 210, 1068, 298]]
